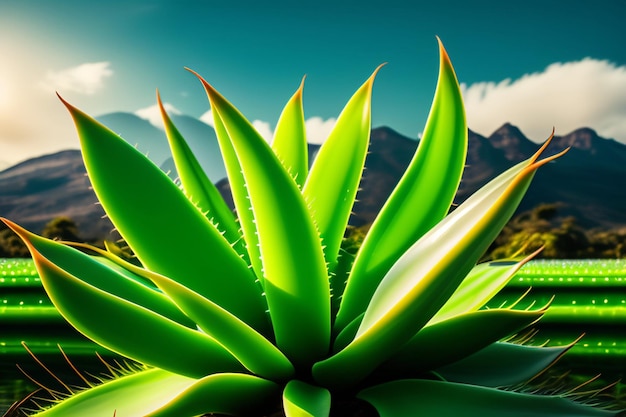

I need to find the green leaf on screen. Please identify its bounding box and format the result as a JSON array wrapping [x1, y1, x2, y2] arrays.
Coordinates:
[[313, 145, 566, 389], [6, 221, 242, 379], [33, 369, 198, 417], [147, 373, 280, 417], [358, 379, 618, 417], [303, 65, 381, 268], [336, 39, 466, 331], [142, 268, 295, 381], [272, 77, 308, 189], [203, 93, 265, 283], [436, 341, 574, 388], [377, 307, 546, 377], [429, 249, 540, 325], [193, 73, 330, 367], [58, 95, 267, 333], [283, 380, 331, 417], [2, 220, 193, 328], [157, 92, 246, 260]]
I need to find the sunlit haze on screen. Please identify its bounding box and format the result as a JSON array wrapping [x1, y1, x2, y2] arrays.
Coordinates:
[[1, 0, 625, 168]]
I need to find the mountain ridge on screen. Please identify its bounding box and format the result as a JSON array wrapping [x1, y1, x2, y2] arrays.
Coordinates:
[[1, 119, 624, 240]]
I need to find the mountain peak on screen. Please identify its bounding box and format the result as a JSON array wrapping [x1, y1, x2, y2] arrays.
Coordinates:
[[487, 123, 537, 162], [557, 127, 601, 150]]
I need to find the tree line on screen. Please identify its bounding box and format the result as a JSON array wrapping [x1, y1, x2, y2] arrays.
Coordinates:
[[2, 206, 625, 259]]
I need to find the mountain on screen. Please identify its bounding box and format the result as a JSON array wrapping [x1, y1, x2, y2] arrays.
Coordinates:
[[96, 112, 226, 182], [1, 122, 625, 241], [0, 150, 111, 239]]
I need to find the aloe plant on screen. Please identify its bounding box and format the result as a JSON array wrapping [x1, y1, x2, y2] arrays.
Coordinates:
[[2, 39, 619, 416]]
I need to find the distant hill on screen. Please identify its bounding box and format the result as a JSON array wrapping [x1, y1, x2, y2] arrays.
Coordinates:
[[96, 112, 226, 182], [1, 119, 625, 240]]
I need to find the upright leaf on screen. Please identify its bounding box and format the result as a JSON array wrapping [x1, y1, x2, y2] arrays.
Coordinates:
[[313, 146, 567, 388], [303, 66, 382, 268], [193, 73, 330, 368], [157, 92, 246, 259], [336, 39, 466, 331], [272, 77, 308, 188], [58, 95, 267, 332]]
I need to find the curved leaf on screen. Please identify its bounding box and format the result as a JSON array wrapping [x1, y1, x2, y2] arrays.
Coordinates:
[[157, 92, 246, 259], [33, 369, 197, 417], [61, 241, 294, 381], [193, 73, 330, 367], [303, 65, 382, 268], [337, 39, 466, 330], [283, 380, 331, 417], [204, 95, 265, 283], [437, 341, 574, 388], [147, 373, 280, 417], [429, 248, 540, 325], [358, 379, 618, 417], [272, 77, 308, 188], [378, 307, 545, 377], [1, 221, 194, 329], [144, 268, 295, 381], [313, 144, 566, 389], [58, 95, 267, 332], [7, 223, 242, 378]]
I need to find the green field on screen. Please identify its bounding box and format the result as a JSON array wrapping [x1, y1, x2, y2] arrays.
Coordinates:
[[1, 258, 625, 413]]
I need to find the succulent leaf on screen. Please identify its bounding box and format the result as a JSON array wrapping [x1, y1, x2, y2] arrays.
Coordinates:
[[436, 341, 574, 387], [303, 66, 381, 268], [358, 379, 618, 416], [283, 380, 331, 417], [313, 146, 566, 388], [58, 95, 267, 332], [5, 220, 243, 378], [140, 268, 294, 380], [429, 248, 541, 324], [336, 39, 466, 331], [32, 369, 197, 417], [146, 373, 280, 417], [156, 92, 246, 259], [0, 221, 194, 328], [193, 74, 330, 367], [272, 77, 308, 189], [378, 307, 546, 376]]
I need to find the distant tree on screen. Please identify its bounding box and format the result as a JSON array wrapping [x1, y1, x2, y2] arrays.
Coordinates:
[[41, 216, 82, 242], [487, 203, 625, 259], [0, 227, 29, 258]]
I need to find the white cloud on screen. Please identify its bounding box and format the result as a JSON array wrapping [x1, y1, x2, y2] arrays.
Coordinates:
[[461, 58, 626, 143], [253, 120, 273, 143], [305, 117, 336, 145], [40, 62, 113, 95], [198, 111, 336, 146], [199, 109, 214, 127], [135, 102, 181, 129]]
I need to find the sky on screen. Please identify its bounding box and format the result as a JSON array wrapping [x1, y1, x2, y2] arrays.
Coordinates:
[[1, 0, 625, 169]]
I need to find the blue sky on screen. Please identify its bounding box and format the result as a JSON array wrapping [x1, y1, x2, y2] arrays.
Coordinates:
[[1, 0, 625, 167]]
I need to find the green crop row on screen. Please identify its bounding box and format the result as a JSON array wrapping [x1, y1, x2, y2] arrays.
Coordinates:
[[2, 258, 625, 363]]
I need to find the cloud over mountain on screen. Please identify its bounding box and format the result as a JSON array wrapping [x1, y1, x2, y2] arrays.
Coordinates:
[[461, 58, 626, 144], [40, 62, 114, 95], [135, 102, 182, 129], [199, 109, 336, 145]]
